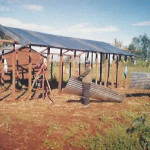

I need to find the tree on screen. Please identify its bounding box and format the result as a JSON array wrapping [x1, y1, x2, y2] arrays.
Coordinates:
[[128, 34, 150, 60], [114, 38, 123, 48]]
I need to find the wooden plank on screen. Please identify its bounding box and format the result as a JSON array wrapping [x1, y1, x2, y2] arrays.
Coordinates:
[[58, 49, 63, 94], [12, 43, 16, 100], [111, 54, 116, 89], [99, 53, 103, 85]]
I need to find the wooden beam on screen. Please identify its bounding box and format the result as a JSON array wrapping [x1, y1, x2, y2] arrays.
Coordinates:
[[28, 45, 32, 98], [12, 43, 16, 100], [104, 54, 108, 87], [95, 52, 98, 84], [111, 54, 116, 89], [58, 49, 63, 94], [99, 53, 103, 85]]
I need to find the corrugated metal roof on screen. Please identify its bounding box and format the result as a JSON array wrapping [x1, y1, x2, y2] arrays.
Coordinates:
[[0, 24, 133, 56]]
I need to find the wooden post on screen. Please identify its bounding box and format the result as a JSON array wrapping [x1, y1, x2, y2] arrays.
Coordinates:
[[12, 43, 16, 100], [47, 47, 50, 80], [95, 52, 98, 84], [85, 52, 89, 69], [28, 45, 32, 98], [116, 55, 119, 88], [111, 54, 116, 89], [99, 53, 103, 85], [69, 56, 72, 78], [104, 54, 108, 87], [51, 55, 53, 80], [91, 52, 93, 69], [118, 55, 122, 88], [58, 49, 63, 94], [1, 50, 4, 87], [73, 50, 77, 76], [124, 56, 128, 88], [62, 57, 64, 83], [79, 56, 81, 75], [107, 54, 111, 87], [16, 50, 19, 82]]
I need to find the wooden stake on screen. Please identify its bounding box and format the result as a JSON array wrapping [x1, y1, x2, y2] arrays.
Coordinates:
[[12, 43, 16, 100], [58, 49, 63, 94], [107, 54, 110, 87]]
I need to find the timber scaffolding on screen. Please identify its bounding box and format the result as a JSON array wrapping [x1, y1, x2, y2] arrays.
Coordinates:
[[0, 24, 133, 100]]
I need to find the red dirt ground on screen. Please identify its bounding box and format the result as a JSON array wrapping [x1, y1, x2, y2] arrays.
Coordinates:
[[0, 88, 150, 150]]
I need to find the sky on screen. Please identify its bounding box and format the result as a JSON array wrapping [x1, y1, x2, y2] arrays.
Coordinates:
[[0, 0, 150, 47]]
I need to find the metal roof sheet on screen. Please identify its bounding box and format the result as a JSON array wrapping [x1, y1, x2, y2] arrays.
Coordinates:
[[0, 24, 133, 56]]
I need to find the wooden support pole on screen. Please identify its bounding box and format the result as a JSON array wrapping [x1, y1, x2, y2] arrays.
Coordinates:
[[62, 57, 64, 83], [79, 56, 81, 75], [95, 52, 98, 84], [85, 52, 89, 69], [118, 55, 122, 88], [104, 54, 108, 87], [107, 54, 111, 87], [28, 45, 32, 98], [58, 49, 63, 94], [91, 52, 93, 69], [12, 43, 16, 100], [69, 56, 72, 78], [1, 50, 4, 87], [51, 55, 53, 80], [111, 54, 116, 89], [99, 53, 103, 85], [116, 55, 119, 88], [73, 50, 77, 76], [16, 50, 19, 81], [47, 47, 50, 80], [124, 56, 128, 88]]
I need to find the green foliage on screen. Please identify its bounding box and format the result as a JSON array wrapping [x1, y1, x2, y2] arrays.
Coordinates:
[[104, 126, 141, 150], [128, 34, 150, 60], [127, 115, 150, 150], [44, 139, 63, 150]]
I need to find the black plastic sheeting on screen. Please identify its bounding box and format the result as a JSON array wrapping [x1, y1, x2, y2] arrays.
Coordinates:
[[0, 24, 133, 56]]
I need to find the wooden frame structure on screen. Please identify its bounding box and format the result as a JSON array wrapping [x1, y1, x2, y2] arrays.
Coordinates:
[[0, 40, 131, 100]]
